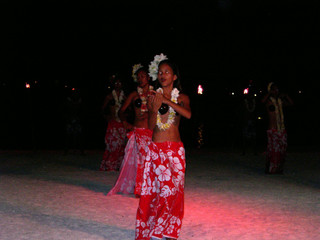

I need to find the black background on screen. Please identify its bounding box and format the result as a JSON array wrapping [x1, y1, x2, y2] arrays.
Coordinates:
[[1, 1, 319, 150]]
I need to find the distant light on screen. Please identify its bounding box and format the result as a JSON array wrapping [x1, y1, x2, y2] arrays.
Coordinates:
[[243, 88, 249, 95], [231, 92, 235, 96], [25, 83, 30, 89], [298, 90, 302, 94], [72, 88, 75, 91], [34, 81, 38, 84], [258, 116, 262, 120], [197, 85, 203, 95], [65, 85, 68, 88], [254, 94, 257, 97]]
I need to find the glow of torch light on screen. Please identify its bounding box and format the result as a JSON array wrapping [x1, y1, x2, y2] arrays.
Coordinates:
[[243, 88, 249, 95], [197, 85, 203, 95], [25, 83, 31, 89]]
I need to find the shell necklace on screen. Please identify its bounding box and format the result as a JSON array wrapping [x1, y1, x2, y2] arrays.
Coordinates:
[[112, 89, 124, 121], [270, 97, 285, 131], [137, 85, 154, 112], [156, 88, 179, 131]]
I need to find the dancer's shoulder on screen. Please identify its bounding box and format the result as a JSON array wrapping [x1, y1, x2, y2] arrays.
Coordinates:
[[178, 93, 190, 103]]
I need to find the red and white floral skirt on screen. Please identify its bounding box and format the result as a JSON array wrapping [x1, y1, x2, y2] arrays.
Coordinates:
[[107, 128, 152, 196], [99, 120, 126, 171], [266, 128, 287, 173], [135, 141, 185, 240]]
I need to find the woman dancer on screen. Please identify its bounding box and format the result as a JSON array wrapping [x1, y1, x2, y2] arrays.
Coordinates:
[[107, 64, 153, 196], [262, 82, 293, 174], [99, 75, 127, 171], [135, 54, 191, 240]]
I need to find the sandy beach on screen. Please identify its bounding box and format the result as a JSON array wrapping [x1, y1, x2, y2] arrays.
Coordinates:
[[0, 148, 319, 240]]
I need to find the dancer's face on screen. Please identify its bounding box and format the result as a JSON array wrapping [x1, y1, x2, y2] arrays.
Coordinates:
[[158, 63, 177, 88], [137, 70, 149, 88], [114, 79, 122, 90], [270, 85, 279, 96]]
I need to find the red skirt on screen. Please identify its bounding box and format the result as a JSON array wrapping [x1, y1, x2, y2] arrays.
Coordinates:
[[100, 120, 126, 171], [133, 128, 153, 196], [135, 141, 185, 240], [107, 128, 152, 196], [266, 129, 287, 173]]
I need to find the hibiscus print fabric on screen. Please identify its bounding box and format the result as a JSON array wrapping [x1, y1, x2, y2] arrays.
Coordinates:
[[266, 129, 287, 173], [107, 128, 152, 196], [136, 141, 185, 240], [100, 120, 126, 171], [134, 128, 153, 196]]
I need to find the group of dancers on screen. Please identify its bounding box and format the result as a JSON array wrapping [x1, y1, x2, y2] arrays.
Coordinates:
[[98, 53, 293, 239], [100, 54, 191, 240]]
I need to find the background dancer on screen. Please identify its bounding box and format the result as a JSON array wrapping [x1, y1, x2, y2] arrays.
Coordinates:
[[262, 82, 293, 174], [99, 75, 127, 171], [107, 64, 153, 196], [135, 54, 191, 240]]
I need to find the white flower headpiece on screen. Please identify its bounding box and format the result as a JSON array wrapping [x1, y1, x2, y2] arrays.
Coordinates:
[[148, 53, 168, 81], [132, 63, 144, 82]]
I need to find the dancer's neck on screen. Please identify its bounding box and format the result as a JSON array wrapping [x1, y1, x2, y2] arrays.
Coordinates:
[[162, 85, 173, 96], [141, 84, 150, 93]]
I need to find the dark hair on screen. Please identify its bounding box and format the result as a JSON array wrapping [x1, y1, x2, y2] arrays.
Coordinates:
[[133, 66, 151, 89], [134, 66, 149, 76], [109, 73, 121, 83], [156, 59, 182, 91], [109, 74, 123, 91]]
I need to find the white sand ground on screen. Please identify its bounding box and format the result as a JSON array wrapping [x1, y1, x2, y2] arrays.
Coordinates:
[[0, 149, 319, 240]]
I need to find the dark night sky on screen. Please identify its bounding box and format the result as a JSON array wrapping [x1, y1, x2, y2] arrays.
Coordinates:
[[1, 1, 320, 149]]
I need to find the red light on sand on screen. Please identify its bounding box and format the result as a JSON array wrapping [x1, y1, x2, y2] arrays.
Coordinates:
[[25, 83, 31, 89], [198, 85, 203, 95], [243, 88, 249, 94]]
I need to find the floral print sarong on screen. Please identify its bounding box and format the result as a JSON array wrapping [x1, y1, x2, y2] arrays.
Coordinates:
[[100, 120, 126, 171], [135, 141, 185, 240], [107, 128, 152, 196], [266, 128, 287, 173]]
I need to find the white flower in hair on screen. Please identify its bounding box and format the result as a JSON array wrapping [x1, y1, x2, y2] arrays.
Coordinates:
[[132, 63, 144, 82], [148, 53, 168, 81]]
